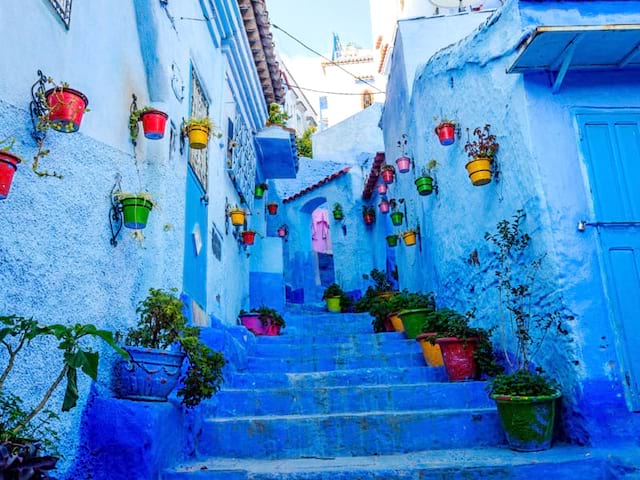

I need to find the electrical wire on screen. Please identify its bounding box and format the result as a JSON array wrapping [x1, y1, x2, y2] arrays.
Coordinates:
[[288, 83, 386, 96], [271, 23, 384, 94]]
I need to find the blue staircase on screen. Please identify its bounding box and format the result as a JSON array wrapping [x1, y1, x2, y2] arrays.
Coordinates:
[[162, 310, 639, 479]]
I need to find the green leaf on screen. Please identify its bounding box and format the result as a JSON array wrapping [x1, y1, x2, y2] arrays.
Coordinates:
[[67, 350, 99, 380], [89, 329, 129, 359], [0, 327, 12, 342], [62, 368, 79, 412]]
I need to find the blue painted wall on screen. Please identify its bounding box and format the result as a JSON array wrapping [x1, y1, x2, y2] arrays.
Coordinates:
[[379, 0, 640, 445]]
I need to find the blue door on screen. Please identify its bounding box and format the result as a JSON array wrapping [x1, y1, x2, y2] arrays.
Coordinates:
[[578, 112, 640, 410]]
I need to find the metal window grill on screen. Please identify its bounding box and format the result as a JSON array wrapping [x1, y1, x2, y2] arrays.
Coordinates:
[[189, 69, 209, 192], [47, 0, 73, 29], [227, 112, 256, 208]]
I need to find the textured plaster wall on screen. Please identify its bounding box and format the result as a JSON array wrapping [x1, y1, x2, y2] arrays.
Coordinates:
[[0, 0, 263, 475], [380, 0, 640, 445]]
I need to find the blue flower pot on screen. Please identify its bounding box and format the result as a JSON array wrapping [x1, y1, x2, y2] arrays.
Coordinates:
[[115, 346, 185, 402]]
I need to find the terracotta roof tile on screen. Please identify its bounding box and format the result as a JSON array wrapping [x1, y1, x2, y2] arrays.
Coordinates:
[[283, 167, 351, 203]]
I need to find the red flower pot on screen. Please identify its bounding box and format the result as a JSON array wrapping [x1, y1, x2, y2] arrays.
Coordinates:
[[381, 169, 395, 184], [0, 152, 21, 200], [140, 109, 168, 140], [377, 183, 387, 195], [435, 337, 479, 381], [435, 122, 456, 146], [363, 213, 375, 225], [242, 231, 256, 245], [378, 200, 390, 214], [396, 156, 411, 173], [267, 203, 278, 215], [45, 87, 89, 133]]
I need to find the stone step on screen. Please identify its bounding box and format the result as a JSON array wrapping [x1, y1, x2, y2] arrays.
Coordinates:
[[198, 408, 502, 459], [251, 338, 421, 358], [225, 366, 447, 389], [211, 382, 493, 417], [246, 351, 425, 373], [254, 332, 407, 345], [162, 445, 640, 479]]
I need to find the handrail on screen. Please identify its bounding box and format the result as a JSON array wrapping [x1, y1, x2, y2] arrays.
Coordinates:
[[578, 220, 640, 232]]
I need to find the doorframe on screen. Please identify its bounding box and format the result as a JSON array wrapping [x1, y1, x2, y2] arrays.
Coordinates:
[[573, 107, 640, 411]]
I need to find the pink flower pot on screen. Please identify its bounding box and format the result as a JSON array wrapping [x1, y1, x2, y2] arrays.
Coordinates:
[[377, 183, 387, 195], [379, 200, 390, 214], [239, 313, 281, 336], [396, 156, 411, 173]]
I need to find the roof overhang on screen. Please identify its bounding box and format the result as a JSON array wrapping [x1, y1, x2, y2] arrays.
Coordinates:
[[507, 25, 640, 93], [255, 125, 299, 179]]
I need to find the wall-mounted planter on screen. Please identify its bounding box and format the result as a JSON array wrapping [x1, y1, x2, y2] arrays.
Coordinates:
[[396, 156, 411, 173], [386, 234, 399, 247], [466, 157, 492, 186], [187, 124, 209, 149], [377, 183, 387, 195], [390, 211, 404, 226], [229, 208, 246, 226], [267, 203, 279, 215], [381, 166, 395, 184], [363, 213, 375, 225], [0, 151, 21, 200], [402, 230, 417, 246], [238, 313, 281, 336], [333, 208, 344, 221], [435, 122, 456, 146], [415, 176, 434, 196], [114, 346, 185, 402], [435, 336, 479, 381], [255, 184, 267, 199], [416, 333, 444, 367], [277, 226, 287, 238], [491, 392, 561, 452], [140, 110, 168, 140], [120, 195, 154, 229], [379, 199, 390, 214], [45, 87, 89, 133], [242, 230, 256, 245]]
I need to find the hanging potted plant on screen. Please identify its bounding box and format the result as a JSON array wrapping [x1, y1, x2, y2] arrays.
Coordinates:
[[415, 160, 438, 196], [378, 198, 390, 214], [115, 288, 226, 406], [238, 306, 286, 336], [376, 182, 387, 195], [277, 224, 288, 238], [254, 183, 268, 199], [362, 205, 376, 225], [389, 199, 404, 226], [267, 202, 279, 215], [464, 124, 498, 186], [115, 192, 155, 230], [44, 82, 89, 133], [401, 228, 417, 246], [386, 234, 399, 247], [241, 229, 257, 245], [184, 117, 221, 150], [0, 138, 22, 200], [130, 106, 168, 141], [332, 202, 344, 221], [395, 134, 411, 173], [485, 210, 564, 451], [435, 119, 456, 146], [229, 206, 246, 227], [381, 164, 395, 184]]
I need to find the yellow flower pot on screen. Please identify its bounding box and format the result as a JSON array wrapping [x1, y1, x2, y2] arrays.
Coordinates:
[[465, 157, 492, 186], [229, 208, 246, 226], [326, 296, 341, 313], [188, 124, 210, 149], [402, 231, 417, 246], [416, 334, 444, 367], [388, 312, 404, 333]]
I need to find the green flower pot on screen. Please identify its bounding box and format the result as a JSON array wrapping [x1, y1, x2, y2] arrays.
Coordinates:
[[490, 392, 561, 452], [415, 176, 433, 196], [386, 235, 399, 247], [333, 210, 344, 221], [121, 196, 153, 229], [390, 211, 403, 226], [255, 184, 266, 199], [397, 308, 431, 339]]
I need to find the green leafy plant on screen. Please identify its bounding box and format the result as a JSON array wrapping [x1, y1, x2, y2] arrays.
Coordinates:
[[128, 106, 154, 143], [381, 164, 395, 173], [321, 284, 352, 312], [367, 291, 435, 333], [124, 288, 226, 408], [464, 124, 498, 160], [267, 103, 289, 126], [484, 210, 565, 395], [370, 268, 393, 293], [184, 117, 223, 138], [489, 369, 558, 397], [420, 160, 438, 177], [296, 125, 316, 158]]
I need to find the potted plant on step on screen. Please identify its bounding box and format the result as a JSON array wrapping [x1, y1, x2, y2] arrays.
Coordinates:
[[116, 288, 226, 406], [395, 292, 437, 339], [395, 134, 411, 173], [322, 283, 351, 313], [238, 307, 286, 336], [0, 138, 22, 200], [389, 199, 404, 226], [485, 210, 564, 451], [401, 228, 417, 246], [332, 202, 344, 221], [362, 205, 376, 225], [254, 183, 268, 199], [115, 192, 156, 230], [415, 309, 456, 367], [464, 124, 498, 186], [415, 160, 437, 196], [381, 164, 396, 184], [435, 119, 456, 146]]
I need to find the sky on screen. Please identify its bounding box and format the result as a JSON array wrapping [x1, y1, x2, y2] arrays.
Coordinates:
[[266, 0, 373, 114]]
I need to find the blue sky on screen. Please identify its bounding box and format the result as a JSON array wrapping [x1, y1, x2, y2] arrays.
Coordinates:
[[266, 0, 373, 58]]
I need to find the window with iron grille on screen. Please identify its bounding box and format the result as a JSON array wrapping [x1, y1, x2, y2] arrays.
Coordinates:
[[226, 112, 256, 208], [189, 68, 209, 192], [46, 0, 73, 29]]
